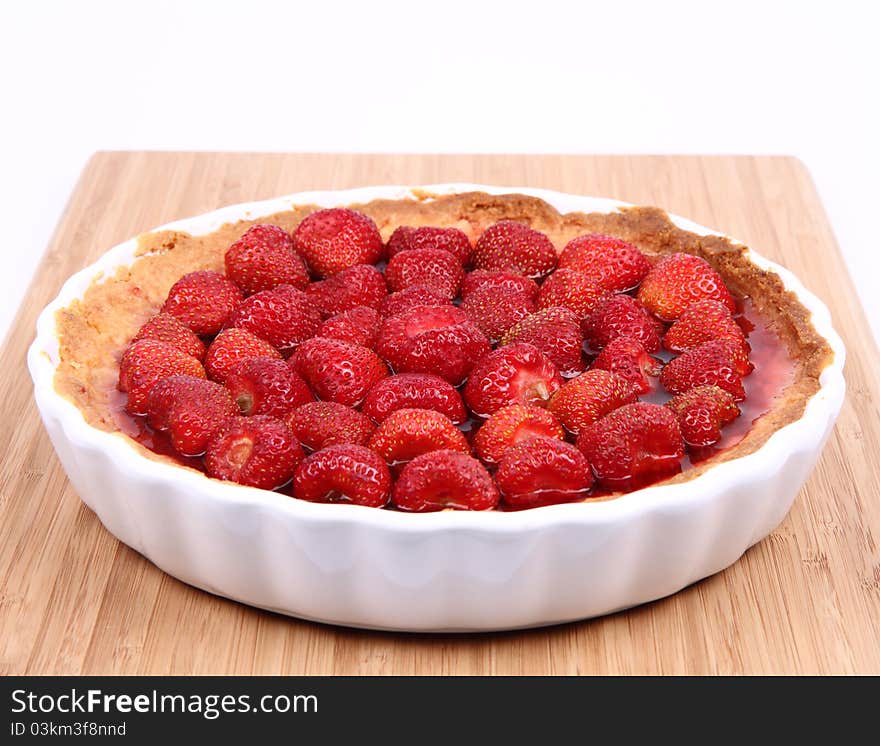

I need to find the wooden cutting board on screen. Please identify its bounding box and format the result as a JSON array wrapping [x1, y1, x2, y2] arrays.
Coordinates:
[[1, 153, 878, 675]]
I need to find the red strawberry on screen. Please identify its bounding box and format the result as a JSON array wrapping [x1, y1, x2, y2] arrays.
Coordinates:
[[591, 337, 662, 394], [227, 284, 322, 355], [162, 270, 243, 336], [384, 247, 463, 299], [496, 437, 593, 509], [386, 225, 472, 266], [376, 305, 490, 386], [660, 339, 747, 401], [582, 294, 663, 352], [132, 313, 206, 361], [463, 343, 563, 417], [368, 408, 470, 465], [224, 223, 308, 295], [460, 284, 536, 342], [317, 306, 381, 349], [472, 220, 558, 279], [536, 269, 611, 319], [287, 401, 375, 451], [306, 264, 387, 318], [146, 375, 238, 456], [205, 415, 303, 490], [558, 234, 650, 292], [665, 385, 740, 447], [292, 207, 383, 278], [460, 269, 539, 301], [224, 356, 314, 418], [500, 306, 584, 376], [118, 339, 206, 415], [379, 285, 451, 317], [361, 373, 466, 424], [547, 369, 638, 435], [637, 252, 736, 321], [473, 404, 565, 464], [291, 337, 388, 406], [392, 450, 499, 512], [204, 328, 282, 384], [664, 299, 752, 374], [577, 402, 684, 489], [292, 444, 391, 507]]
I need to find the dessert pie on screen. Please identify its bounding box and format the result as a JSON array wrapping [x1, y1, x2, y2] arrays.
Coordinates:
[[52, 190, 834, 512]]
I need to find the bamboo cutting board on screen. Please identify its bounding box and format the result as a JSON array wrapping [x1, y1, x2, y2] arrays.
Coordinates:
[[1, 153, 878, 675]]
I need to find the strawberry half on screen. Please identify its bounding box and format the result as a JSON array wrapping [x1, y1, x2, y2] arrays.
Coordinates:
[[536, 269, 611, 319], [305, 264, 388, 319], [368, 408, 470, 465], [496, 436, 593, 509], [391, 450, 499, 512], [384, 247, 463, 299], [386, 225, 472, 266], [292, 444, 391, 507], [558, 234, 650, 292], [162, 270, 243, 336], [361, 373, 467, 424], [547, 369, 638, 435], [204, 328, 282, 384], [577, 402, 684, 489], [663, 299, 752, 375], [292, 208, 384, 278], [132, 313, 206, 361], [591, 337, 662, 394], [500, 306, 585, 376], [118, 339, 206, 415], [224, 223, 308, 295], [317, 306, 382, 350], [463, 343, 563, 417], [472, 220, 557, 279], [460, 284, 536, 343], [582, 294, 663, 353], [473, 404, 565, 464], [224, 356, 314, 419], [227, 284, 322, 355], [291, 337, 388, 407], [637, 252, 736, 321], [660, 339, 747, 401], [665, 385, 741, 447], [287, 401, 375, 451]]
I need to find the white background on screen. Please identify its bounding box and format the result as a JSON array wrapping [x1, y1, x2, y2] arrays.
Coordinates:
[[1, 0, 878, 346]]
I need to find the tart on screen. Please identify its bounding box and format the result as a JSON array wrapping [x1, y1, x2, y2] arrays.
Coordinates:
[[51, 190, 834, 510]]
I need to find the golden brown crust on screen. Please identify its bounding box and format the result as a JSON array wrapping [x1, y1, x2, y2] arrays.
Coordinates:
[[53, 191, 834, 487]]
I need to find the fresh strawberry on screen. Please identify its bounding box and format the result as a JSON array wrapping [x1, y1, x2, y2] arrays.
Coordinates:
[[361, 373, 467, 423], [463, 343, 563, 417], [460, 284, 536, 342], [287, 401, 375, 451], [224, 223, 308, 295], [292, 444, 391, 507], [292, 207, 384, 278], [132, 313, 206, 361], [472, 220, 558, 279], [558, 234, 650, 292], [291, 337, 388, 406], [224, 357, 314, 418], [145, 375, 238, 456], [591, 337, 662, 394], [660, 339, 747, 401], [368, 408, 470, 465], [306, 264, 387, 318], [376, 305, 490, 386], [391, 450, 499, 512], [500, 306, 584, 376], [663, 299, 752, 374], [162, 270, 243, 336], [577, 402, 684, 488], [473, 404, 565, 464], [204, 328, 282, 384], [536, 269, 611, 319], [665, 385, 740, 447], [204, 415, 303, 490], [547, 369, 638, 435], [317, 306, 381, 349], [384, 247, 463, 299], [379, 285, 451, 317], [118, 339, 206, 415], [460, 269, 539, 301], [227, 284, 322, 355], [386, 225, 472, 266], [637, 252, 736, 321], [582, 294, 663, 352], [496, 436, 593, 509]]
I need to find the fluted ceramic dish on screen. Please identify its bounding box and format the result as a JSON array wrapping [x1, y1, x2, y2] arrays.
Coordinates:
[[28, 184, 846, 631]]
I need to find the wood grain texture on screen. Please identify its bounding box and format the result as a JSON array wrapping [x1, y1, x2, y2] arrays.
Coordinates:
[[1, 152, 878, 675]]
